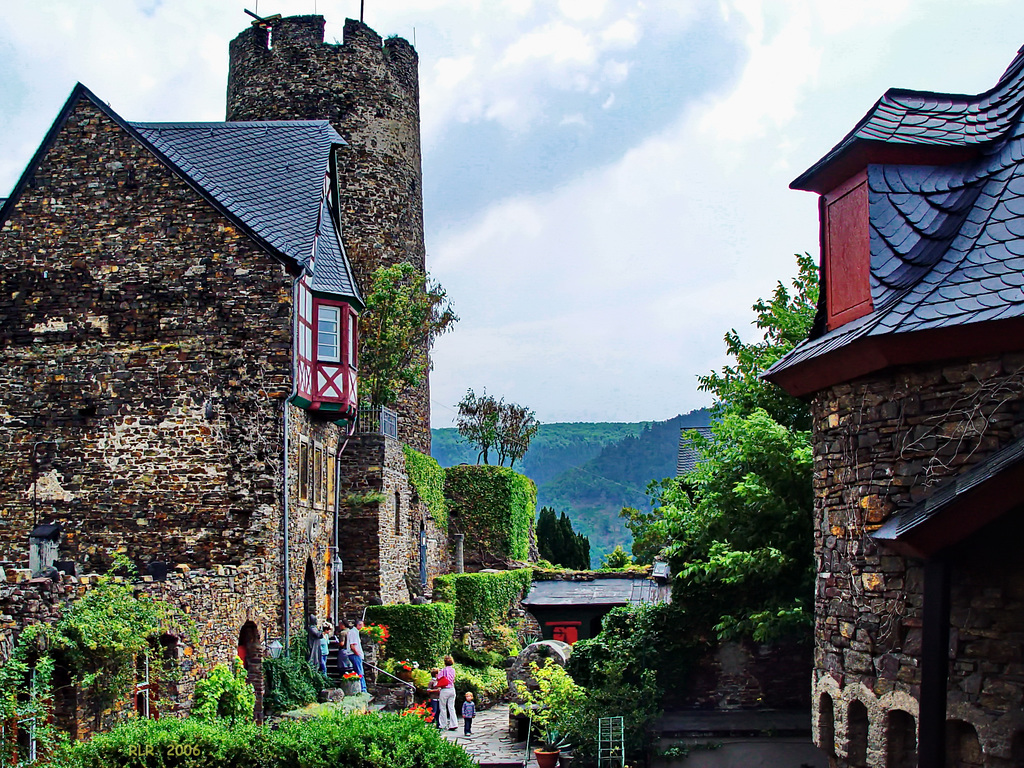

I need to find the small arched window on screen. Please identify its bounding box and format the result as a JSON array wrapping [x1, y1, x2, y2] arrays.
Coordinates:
[[886, 710, 916, 768], [818, 692, 836, 756], [394, 490, 401, 536], [848, 700, 869, 767]]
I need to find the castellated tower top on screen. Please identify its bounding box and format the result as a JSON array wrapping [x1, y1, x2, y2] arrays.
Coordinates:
[[227, 15, 431, 454]]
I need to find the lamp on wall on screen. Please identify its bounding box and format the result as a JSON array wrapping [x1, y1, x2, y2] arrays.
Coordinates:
[[266, 639, 284, 659]]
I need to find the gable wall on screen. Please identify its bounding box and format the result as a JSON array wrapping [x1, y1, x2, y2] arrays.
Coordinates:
[[0, 98, 293, 574], [809, 352, 1024, 763]]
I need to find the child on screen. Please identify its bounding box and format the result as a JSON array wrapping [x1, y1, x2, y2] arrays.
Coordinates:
[[428, 668, 441, 727], [461, 691, 476, 736]]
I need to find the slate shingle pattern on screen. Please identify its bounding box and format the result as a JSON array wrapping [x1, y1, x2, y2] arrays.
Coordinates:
[[677, 426, 713, 476], [132, 121, 360, 302], [770, 52, 1024, 377], [795, 49, 1024, 188]]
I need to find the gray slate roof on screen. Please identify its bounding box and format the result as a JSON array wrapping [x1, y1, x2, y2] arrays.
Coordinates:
[[132, 121, 361, 302], [794, 48, 1024, 189], [521, 577, 651, 607], [770, 52, 1024, 379], [677, 426, 713, 476]]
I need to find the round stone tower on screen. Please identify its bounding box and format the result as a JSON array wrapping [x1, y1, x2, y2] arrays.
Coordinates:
[[227, 15, 430, 453]]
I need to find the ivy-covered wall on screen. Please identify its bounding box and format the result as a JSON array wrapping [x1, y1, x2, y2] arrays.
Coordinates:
[[364, 602, 455, 665], [444, 465, 536, 569], [433, 568, 532, 631], [402, 445, 447, 532]]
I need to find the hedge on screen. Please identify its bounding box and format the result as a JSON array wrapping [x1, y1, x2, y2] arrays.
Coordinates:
[[403, 445, 448, 532], [48, 710, 474, 768], [444, 465, 536, 563], [364, 602, 455, 666], [433, 569, 532, 631]]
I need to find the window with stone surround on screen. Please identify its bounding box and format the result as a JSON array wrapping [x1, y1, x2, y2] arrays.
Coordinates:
[[394, 490, 401, 536], [298, 441, 309, 501], [946, 720, 983, 767], [314, 446, 323, 506], [327, 454, 335, 510]]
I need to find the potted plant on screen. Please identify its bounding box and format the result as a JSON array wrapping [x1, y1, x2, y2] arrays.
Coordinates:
[[341, 671, 362, 696], [510, 659, 584, 768], [396, 659, 417, 682]]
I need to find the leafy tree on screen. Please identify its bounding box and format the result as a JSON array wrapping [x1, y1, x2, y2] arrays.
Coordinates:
[[536, 507, 591, 569], [455, 389, 501, 464], [359, 262, 458, 409], [600, 544, 633, 569], [456, 389, 539, 467], [496, 401, 540, 467], [622, 253, 818, 641]]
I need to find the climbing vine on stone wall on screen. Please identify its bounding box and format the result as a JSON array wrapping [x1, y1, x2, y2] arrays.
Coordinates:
[[432, 569, 531, 631], [364, 602, 455, 665], [444, 465, 536, 564], [402, 445, 447, 531]]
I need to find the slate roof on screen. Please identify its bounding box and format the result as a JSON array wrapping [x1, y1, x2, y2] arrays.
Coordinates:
[[677, 426, 713, 476], [793, 47, 1024, 190], [521, 578, 652, 608], [768, 49, 1024, 381], [133, 121, 361, 303]]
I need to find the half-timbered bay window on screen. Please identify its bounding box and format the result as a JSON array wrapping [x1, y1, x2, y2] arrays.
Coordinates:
[[317, 306, 340, 362]]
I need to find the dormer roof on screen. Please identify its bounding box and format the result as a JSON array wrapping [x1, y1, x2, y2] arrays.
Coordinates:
[[767, 48, 1024, 396]]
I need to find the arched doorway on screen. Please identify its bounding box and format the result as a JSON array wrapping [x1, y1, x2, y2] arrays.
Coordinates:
[[303, 558, 316, 631], [237, 622, 263, 722]]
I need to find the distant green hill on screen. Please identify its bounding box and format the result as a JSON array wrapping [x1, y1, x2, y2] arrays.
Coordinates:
[[430, 409, 711, 565]]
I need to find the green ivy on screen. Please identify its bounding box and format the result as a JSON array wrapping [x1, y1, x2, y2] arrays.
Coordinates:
[[444, 465, 536, 563], [403, 445, 448, 531], [364, 603, 455, 666], [433, 569, 531, 631]]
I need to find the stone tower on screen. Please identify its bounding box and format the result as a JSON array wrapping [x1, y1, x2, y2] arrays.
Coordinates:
[[227, 15, 430, 453]]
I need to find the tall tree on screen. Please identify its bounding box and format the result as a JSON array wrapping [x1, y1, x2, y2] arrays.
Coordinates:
[[623, 253, 818, 641], [359, 262, 458, 409], [537, 506, 591, 569]]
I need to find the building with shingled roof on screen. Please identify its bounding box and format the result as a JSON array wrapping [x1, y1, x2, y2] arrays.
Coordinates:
[[766, 41, 1024, 768], [0, 15, 448, 734]]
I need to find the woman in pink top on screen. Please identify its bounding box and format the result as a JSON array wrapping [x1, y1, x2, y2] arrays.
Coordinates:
[[437, 655, 457, 730]]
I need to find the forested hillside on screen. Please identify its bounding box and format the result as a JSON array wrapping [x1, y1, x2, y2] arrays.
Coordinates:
[[431, 408, 710, 564]]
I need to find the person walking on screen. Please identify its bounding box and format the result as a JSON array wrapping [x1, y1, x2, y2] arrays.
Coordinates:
[[438, 655, 457, 730], [346, 618, 367, 693]]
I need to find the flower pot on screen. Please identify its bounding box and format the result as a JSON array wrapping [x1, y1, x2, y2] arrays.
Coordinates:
[[342, 678, 362, 696], [397, 668, 414, 682], [534, 749, 560, 768], [558, 753, 575, 768]]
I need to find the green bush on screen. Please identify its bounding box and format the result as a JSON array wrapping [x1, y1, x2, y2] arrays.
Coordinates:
[[453, 663, 507, 701], [49, 710, 474, 768], [364, 603, 455, 666], [263, 651, 330, 714], [433, 569, 532, 631], [403, 445, 448, 531], [451, 644, 505, 669], [193, 659, 256, 723], [444, 465, 536, 563]]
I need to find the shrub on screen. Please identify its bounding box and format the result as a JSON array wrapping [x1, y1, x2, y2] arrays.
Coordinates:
[[263, 651, 330, 714], [451, 644, 505, 669], [453, 663, 507, 701], [444, 465, 535, 564], [364, 603, 455, 666], [433, 569, 531, 631], [49, 710, 473, 768], [403, 445, 448, 531], [192, 659, 256, 723]]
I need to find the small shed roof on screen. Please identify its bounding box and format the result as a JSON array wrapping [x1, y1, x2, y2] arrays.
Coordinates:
[[522, 577, 652, 608], [677, 426, 713, 476]]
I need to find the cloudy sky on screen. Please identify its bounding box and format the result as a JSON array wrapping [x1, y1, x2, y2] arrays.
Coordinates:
[[3, 1, 1024, 427]]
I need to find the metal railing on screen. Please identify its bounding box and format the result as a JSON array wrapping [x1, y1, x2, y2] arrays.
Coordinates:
[[364, 661, 415, 690], [357, 406, 398, 439]]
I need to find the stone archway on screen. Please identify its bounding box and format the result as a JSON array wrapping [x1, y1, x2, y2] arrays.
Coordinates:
[[237, 621, 263, 722], [303, 558, 316, 630]]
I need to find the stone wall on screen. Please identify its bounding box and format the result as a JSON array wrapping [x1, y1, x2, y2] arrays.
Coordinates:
[[227, 16, 432, 454], [679, 640, 811, 711], [809, 353, 1024, 765], [0, 97, 291, 575]]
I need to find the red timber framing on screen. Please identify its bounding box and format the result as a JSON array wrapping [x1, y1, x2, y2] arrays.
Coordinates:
[[310, 295, 358, 413]]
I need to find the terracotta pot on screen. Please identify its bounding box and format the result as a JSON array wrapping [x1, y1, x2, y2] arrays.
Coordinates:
[[397, 668, 414, 682], [534, 749, 560, 768]]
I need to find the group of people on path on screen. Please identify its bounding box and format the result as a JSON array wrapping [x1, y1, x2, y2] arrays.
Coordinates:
[[429, 656, 475, 735], [307, 622, 476, 734], [306, 616, 367, 693]]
